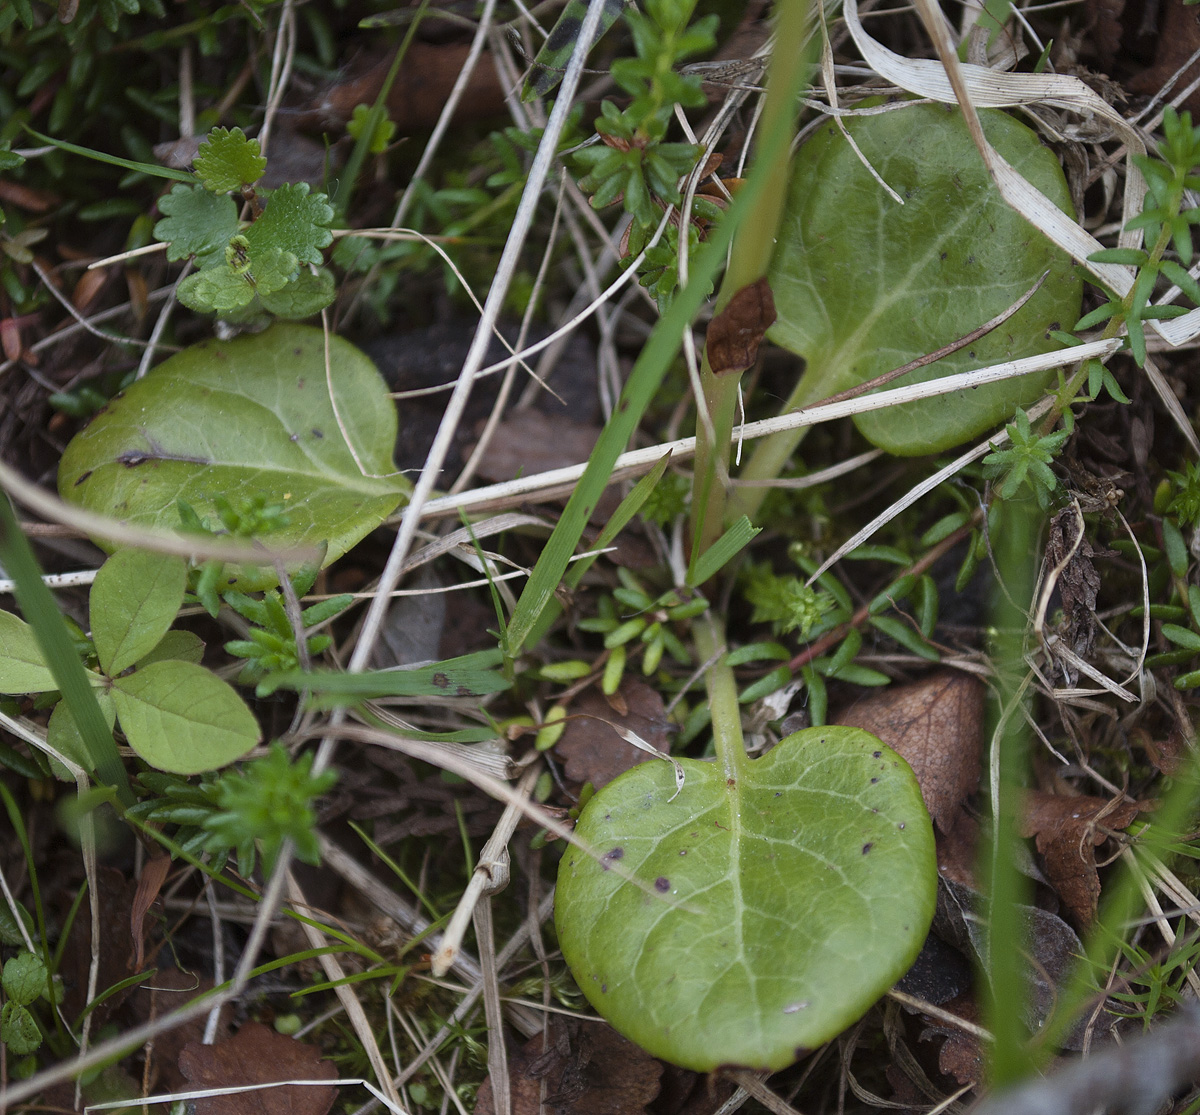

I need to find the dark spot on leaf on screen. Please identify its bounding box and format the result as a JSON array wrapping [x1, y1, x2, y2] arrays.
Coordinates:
[[297, 377, 305, 387], [432, 672, 450, 688], [862, 843, 873, 855], [775, 791, 782, 797], [870, 777, 879, 784], [311, 428, 323, 438], [601, 847, 624, 869], [545, 15, 580, 51], [898, 822, 906, 829], [294, 347, 303, 356], [654, 877, 670, 892], [726, 778, 736, 788], [601, 983, 607, 992], [456, 685, 471, 697], [872, 750, 882, 758], [678, 849, 687, 855], [604, 813, 611, 821], [73, 470, 93, 486]]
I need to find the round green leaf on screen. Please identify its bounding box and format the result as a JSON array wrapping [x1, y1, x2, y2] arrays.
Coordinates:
[[136, 629, 206, 667], [555, 726, 936, 1071], [47, 691, 117, 777], [110, 659, 260, 774], [768, 102, 1082, 455], [2, 952, 47, 1007], [0, 609, 56, 694], [58, 324, 409, 591], [90, 548, 187, 677], [1, 1001, 41, 1055]]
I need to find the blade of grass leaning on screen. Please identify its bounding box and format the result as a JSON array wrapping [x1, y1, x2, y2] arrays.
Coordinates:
[[24, 128, 195, 182], [686, 514, 760, 586], [504, 60, 809, 656], [0, 496, 132, 807]]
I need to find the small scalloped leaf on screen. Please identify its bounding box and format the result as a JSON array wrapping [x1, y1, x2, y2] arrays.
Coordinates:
[[193, 127, 267, 194]]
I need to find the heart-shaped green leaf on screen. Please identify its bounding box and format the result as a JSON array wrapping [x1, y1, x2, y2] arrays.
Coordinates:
[[110, 659, 260, 774], [555, 726, 936, 1071], [58, 323, 408, 592], [90, 548, 187, 677], [768, 102, 1082, 455]]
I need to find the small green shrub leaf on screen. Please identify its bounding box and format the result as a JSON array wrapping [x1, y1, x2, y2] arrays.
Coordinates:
[[0, 610, 58, 694], [556, 726, 936, 1071], [136, 630, 206, 667], [110, 659, 260, 774], [47, 692, 117, 775], [153, 184, 239, 265], [0, 1001, 41, 1055], [192, 126, 267, 193], [90, 549, 187, 676], [2, 952, 47, 1006], [769, 102, 1082, 455], [58, 324, 408, 592], [258, 267, 337, 319]]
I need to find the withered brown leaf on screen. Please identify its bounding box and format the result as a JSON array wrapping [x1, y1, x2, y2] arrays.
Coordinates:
[[1019, 791, 1142, 927], [555, 678, 671, 789], [836, 671, 984, 833], [178, 1021, 337, 1115], [705, 277, 776, 375]]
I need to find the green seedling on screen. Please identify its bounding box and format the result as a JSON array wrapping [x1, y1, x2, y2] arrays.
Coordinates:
[[0, 547, 259, 776], [58, 323, 409, 593], [1, 950, 52, 1058]]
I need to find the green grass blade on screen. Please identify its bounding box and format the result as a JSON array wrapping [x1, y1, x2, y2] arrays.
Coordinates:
[[505, 115, 802, 656], [687, 515, 761, 587], [0, 497, 132, 806], [24, 127, 195, 182]]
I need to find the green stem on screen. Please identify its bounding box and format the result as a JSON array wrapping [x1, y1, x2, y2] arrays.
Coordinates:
[[333, 0, 432, 221], [690, 0, 814, 560], [694, 612, 746, 781]]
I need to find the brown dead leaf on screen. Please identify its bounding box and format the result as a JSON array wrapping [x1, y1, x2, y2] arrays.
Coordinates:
[[836, 671, 984, 833], [476, 1018, 662, 1115], [58, 866, 139, 1026], [308, 43, 504, 131], [131, 854, 171, 971], [178, 1021, 337, 1115], [705, 277, 776, 375], [129, 968, 232, 1093], [472, 408, 601, 482], [1127, 0, 1200, 112], [922, 994, 984, 1087], [1019, 791, 1143, 927], [1045, 509, 1111, 685], [555, 677, 670, 789]]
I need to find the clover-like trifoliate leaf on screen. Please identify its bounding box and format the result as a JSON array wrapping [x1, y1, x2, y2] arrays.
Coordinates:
[[153, 184, 239, 265], [768, 102, 1082, 455], [247, 183, 334, 267], [193, 126, 267, 194], [58, 324, 408, 592], [556, 726, 937, 1071]]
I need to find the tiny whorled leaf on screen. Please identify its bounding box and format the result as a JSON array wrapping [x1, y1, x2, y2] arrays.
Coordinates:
[[0, 609, 58, 694], [768, 102, 1082, 455], [247, 183, 334, 267], [193, 126, 267, 194], [58, 324, 408, 592], [110, 659, 260, 774], [90, 548, 187, 677], [555, 726, 936, 1071], [153, 184, 239, 265]]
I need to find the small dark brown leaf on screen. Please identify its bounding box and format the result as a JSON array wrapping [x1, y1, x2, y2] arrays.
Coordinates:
[[1019, 791, 1143, 927], [836, 671, 984, 833], [555, 678, 670, 789], [178, 1021, 337, 1115], [705, 277, 776, 375]]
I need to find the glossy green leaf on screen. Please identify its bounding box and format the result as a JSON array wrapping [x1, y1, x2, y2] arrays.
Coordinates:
[[58, 324, 408, 592], [90, 549, 187, 676], [110, 659, 260, 774], [556, 726, 936, 1071], [768, 102, 1082, 455], [0, 610, 58, 694]]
